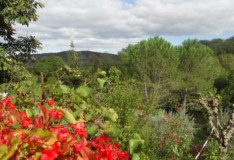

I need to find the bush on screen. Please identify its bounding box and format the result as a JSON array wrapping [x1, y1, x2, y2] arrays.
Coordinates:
[[0, 97, 130, 159], [145, 109, 195, 159]]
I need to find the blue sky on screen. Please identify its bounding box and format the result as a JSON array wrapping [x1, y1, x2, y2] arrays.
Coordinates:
[[16, 0, 234, 54], [123, 0, 136, 4]]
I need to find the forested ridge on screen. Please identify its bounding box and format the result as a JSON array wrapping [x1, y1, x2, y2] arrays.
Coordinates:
[[0, 0, 233, 160]]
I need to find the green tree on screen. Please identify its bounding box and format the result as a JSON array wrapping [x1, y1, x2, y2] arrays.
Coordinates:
[[0, 0, 44, 61], [200, 36, 234, 55], [216, 54, 234, 108], [0, 47, 32, 91], [85, 53, 101, 74], [99, 54, 116, 72], [176, 40, 222, 108], [119, 37, 180, 107], [33, 56, 65, 78], [66, 41, 83, 70]]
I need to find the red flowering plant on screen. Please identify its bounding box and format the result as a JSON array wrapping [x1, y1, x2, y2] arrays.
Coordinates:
[[0, 96, 130, 160]]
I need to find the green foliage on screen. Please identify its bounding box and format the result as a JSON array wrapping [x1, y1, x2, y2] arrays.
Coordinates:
[[203, 139, 220, 160], [0, 96, 130, 159], [0, 0, 44, 60], [33, 56, 66, 77], [1, 31, 234, 159], [147, 109, 195, 159], [119, 37, 179, 80], [66, 48, 83, 70], [216, 54, 234, 108], [129, 134, 144, 154], [0, 47, 32, 85], [94, 81, 143, 126], [200, 36, 234, 55], [76, 85, 91, 98], [176, 39, 222, 107], [1, 0, 44, 25], [204, 137, 234, 160], [119, 37, 181, 109]]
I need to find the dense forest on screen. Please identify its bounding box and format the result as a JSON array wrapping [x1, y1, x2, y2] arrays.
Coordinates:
[[0, 0, 233, 160]]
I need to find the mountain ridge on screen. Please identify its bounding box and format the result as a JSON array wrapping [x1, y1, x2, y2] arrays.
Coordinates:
[[32, 50, 118, 64]]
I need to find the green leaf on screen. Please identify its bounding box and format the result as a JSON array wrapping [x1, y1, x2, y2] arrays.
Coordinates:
[[60, 108, 77, 124], [112, 125, 120, 137], [60, 85, 70, 94], [76, 86, 91, 98], [87, 125, 97, 136], [34, 107, 40, 115], [101, 107, 118, 122], [97, 69, 106, 76], [71, 95, 82, 104], [97, 78, 106, 88], [129, 134, 144, 154], [34, 152, 42, 160], [72, 108, 83, 119], [36, 129, 51, 137], [25, 109, 33, 118], [85, 113, 93, 121], [132, 153, 140, 160], [13, 129, 30, 136], [2, 138, 20, 160], [0, 145, 8, 158], [13, 122, 21, 129], [33, 87, 41, 97]]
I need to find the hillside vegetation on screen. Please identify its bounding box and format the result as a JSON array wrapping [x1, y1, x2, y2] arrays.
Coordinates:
[[0, 0, 233, 160]]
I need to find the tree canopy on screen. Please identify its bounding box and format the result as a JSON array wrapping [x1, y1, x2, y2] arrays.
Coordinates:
[[0, 0, 44, 61], [33, 56, 65, 77], [200, 36, 234, 55]]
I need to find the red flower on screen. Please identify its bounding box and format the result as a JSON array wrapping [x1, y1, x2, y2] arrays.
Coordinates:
[[1, 97, 16, 109], [117, 150, 130, 160], [58, 128, 69, 142], [50, 109, 57, 118], [19, 112, 32, 128], [70, 122, 87, 139], [20, 117, 32, 128], [19, 111, 27, 118], [49, 109, 63, 121], [15, 132, 27, 141], [49, 124, 64, 136], [34, 115, 44, 128], [40, 141, 59, 160], [113, 143, 120, 149], [7, 117, 13, 126], [57, 110, 63, 120], [40, 149, 56, 160], [74, 142, 84, 152], [47, 99, 55, 107], [99, 136, 110, 144]]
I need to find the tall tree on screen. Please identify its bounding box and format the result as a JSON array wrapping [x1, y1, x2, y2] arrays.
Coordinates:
[[119, 37, 180, 106], [0, 0, 44, 61], [177, 40, 222, 107], [66, 41, 83, 70]]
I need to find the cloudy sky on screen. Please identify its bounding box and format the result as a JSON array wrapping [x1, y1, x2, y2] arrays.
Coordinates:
[[16, 0, 234, 54]]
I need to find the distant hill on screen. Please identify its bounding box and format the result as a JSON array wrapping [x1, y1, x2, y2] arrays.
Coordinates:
[[32, 50, 118, 64]]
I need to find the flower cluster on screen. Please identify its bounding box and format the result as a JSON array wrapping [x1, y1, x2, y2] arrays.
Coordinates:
[[0, 97, 129, 160], [89, 136, 130, 160]]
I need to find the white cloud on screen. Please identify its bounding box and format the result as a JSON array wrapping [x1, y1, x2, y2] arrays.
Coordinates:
[[15, 0, 234, 53]]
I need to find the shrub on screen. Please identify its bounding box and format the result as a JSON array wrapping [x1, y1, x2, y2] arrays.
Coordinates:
[[0, 97, 130, 159]]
